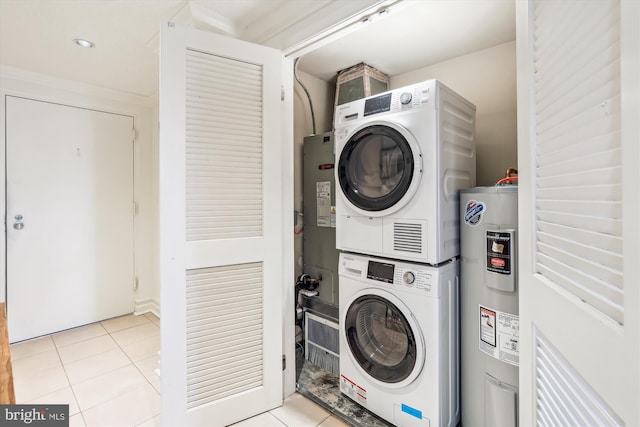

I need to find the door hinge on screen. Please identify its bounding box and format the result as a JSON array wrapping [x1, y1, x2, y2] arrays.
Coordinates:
[[134, 277, 139, 291], [133, 201, 139, 216], [282, 355, 286, 371], [281, 86, 285, 101], [132, 128, 137, 142]]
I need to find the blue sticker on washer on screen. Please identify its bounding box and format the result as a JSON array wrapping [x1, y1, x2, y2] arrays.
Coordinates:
[[464, 200, 486, 227], [401, 404, 423, 420]]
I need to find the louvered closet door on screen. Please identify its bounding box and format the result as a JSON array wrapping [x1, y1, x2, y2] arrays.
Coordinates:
[[516, 0, 639, 425], [159, 23, 287, 426]]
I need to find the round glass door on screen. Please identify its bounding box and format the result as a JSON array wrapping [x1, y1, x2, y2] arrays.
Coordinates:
[[343, 292, 422, 385], [338, 124, 418, 213]]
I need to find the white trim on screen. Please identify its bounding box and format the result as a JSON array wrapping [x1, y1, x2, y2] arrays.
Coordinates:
[[281, 57, 296, 398], [0, 65, 155, 107], [159, 23, 188, 423], [620, 0, 640, 423], [134, 298, 161, 318], [515, 0, 536, 424]]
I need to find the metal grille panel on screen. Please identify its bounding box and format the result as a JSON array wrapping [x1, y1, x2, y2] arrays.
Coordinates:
[[393, 222, 422, 253]]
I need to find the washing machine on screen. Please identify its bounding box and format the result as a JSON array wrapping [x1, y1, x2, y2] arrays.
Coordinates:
[[334, 79, 476, 265], [339, 252, 460, 427]]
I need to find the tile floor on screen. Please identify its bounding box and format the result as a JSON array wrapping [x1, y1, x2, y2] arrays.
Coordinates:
[[10, 313, 348, 427]]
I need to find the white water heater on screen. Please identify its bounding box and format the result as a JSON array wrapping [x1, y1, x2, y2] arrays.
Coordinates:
[[460, 186, 518, 426]]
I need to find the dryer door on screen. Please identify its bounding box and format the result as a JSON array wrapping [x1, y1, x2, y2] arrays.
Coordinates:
[[337, 122, 422, 217], [342, 287, 425, 388]]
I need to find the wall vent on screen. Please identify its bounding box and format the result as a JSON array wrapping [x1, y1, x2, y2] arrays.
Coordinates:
[[393, 222, 422, 253]]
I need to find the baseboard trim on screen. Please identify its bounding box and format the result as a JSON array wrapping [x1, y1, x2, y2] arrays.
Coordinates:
[[134, 298, 160, 318]]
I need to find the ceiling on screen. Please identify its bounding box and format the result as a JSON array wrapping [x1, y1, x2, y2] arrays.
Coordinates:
[[300, 0, 516, 82], [0, 0, 515, 98]]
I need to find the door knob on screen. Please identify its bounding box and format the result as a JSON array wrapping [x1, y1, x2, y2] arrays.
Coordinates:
[[13, 214, 24, 230]]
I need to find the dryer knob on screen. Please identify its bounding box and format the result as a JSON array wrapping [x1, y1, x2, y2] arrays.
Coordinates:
[[403, 271, 416, 285], [400, 92, 412, 105]]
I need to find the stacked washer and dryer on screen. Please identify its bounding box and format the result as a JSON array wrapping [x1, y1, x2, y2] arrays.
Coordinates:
[[334, 80, 476, 427]]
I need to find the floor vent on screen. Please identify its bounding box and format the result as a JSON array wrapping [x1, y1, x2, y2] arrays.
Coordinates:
[[305, 312, 339, 376], [393, 222, 423, 253]]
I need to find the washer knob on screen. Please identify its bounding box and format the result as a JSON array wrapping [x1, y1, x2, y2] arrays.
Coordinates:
[[400, 92, 412, 105], [403, 271, 416, 285]]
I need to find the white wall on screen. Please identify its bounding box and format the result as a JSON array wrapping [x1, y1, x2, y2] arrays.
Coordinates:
[[0, 66, 159, 314], [134, 101, 160, 315], [292, 69, 335, 280], [391, 41, 517, 186]]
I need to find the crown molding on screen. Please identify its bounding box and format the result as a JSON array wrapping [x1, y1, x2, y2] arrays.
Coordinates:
[[0, 65, 157, 108]]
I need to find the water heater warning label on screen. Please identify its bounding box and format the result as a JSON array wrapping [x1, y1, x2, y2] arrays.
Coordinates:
[[486, 231, 512, 275], [479, 305, 519, 367]]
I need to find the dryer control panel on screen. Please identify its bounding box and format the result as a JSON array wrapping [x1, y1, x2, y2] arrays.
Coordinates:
[[334, 80, 435, 129]]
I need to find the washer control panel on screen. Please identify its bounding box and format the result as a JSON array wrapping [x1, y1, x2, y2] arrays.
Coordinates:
[[402, 271, 415, 284], [393, 267, 433, 292], [340, 253, 447, 298], [364, 259, 434, 293]]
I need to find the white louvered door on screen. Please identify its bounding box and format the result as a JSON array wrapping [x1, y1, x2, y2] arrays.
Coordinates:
[[159, 23, 289, 426], [516, 0, 639, 425]]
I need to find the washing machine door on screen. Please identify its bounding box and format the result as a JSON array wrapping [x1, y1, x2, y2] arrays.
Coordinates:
[[337, 121, 422, 217], [342, 287, 425, 388]]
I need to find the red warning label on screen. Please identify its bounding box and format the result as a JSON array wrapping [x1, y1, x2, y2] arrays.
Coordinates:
[[479, 304, 520, 367], [486, 231, 512, 275], [340, 374, 367, 405]]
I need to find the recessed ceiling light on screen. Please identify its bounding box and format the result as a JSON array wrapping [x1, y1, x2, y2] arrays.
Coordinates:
[[73, 38, 95, 48]]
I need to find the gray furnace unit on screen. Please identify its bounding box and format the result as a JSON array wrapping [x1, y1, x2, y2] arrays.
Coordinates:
[[303, 132, 339, 306], [460, 186, 519, 427]]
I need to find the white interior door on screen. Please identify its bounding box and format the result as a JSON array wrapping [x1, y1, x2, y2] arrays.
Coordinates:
[[517, 0, 639, 425], [6, 96, 135, 343], [159, 23, 288, 426]]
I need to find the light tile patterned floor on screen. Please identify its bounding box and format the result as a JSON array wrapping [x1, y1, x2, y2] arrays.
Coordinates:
[[11, 313, 161, 427], [10, 313, 348, 427]]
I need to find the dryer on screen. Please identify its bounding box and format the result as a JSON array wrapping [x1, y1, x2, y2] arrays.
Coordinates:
[[334, 80, 476, 265], [339, 252, 460, 427]]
